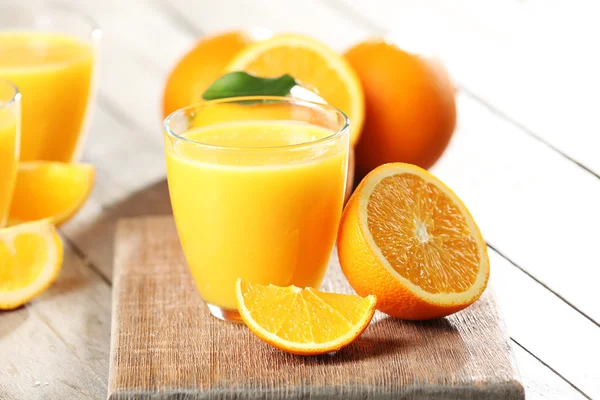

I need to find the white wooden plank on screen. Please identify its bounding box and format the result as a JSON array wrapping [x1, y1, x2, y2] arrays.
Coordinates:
[[161, 0, 364, 50], [61, 104, 166, 279], [57, 100, 165, 281], [336, 0, 600, 175], [492, 250, 600, 398], [95, 46, 165, 139], [26, 236, 111, 383], [0, 243, 110, 399], [75, 0, 193, 137], [164, 0, 362, 50], [80, 105, 164, 202], [434, 94, 600, 323], [514, 346, 586, 400], [62, 180, 170, 281], [84, 0, 192, 72]]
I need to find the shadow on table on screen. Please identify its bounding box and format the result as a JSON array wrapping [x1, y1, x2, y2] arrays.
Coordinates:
[[314, 315, 467, 369], [64, 178, 172, 283], [228, 314, 471, 386]]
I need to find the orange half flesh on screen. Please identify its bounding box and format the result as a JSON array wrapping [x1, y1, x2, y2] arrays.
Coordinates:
[[338, 163, 489, 320]]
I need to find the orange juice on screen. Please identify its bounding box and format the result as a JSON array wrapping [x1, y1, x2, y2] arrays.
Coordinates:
[[0, 109, 18, 226], [165, 121, 348, 311], [0, 32, 95, 162]]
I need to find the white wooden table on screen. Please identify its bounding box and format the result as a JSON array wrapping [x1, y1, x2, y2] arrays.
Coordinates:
[[1, 1, 598, 399]]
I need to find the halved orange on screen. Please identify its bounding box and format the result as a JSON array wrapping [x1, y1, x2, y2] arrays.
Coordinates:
[[8, 162, 95, 226], [226, 34, 365, 146], [0, 220, 63, 310], [338, 163, 489, 320], [236, 279, 376, 355]]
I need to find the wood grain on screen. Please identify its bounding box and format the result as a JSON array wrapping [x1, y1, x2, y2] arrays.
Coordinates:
[[513, 348, 586, 400], [0, 242, 110, 400], [109, 216, 523, 399], [61, 104, 167, 280], [491, 250, 600, 398]]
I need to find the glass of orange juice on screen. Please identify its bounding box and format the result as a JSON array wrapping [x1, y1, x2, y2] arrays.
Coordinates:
[[0, 2, 101, 162], [164, 97, 350, 321], [0, 79, 20, 227]]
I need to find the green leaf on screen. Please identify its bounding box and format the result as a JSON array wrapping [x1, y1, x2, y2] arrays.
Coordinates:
[[202, 71, 298, 100]]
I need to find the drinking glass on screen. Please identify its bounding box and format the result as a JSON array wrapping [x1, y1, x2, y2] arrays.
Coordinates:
[[0, 79, 20, 227], [164, 96, 350, 321], [0, 1, 101, 162]]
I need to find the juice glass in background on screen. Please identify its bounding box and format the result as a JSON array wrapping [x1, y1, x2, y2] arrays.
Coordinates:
[[164, 97, 350, 321], [0, 79, 20, 227], [0, 2, 101, 162]]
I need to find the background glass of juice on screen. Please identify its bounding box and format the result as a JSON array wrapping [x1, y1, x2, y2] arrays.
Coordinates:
[[164, 97, 350, 321], [0, 2, 101, 162], [0, 79, 20, 227]]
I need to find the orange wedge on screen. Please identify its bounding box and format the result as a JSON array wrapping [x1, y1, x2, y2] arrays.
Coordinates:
[[8, 162, 95, 226], [226, 33, 365, 146], [0, 220, 63, 310], [236, 279, 376, 355], [338, 163, 490, 320]]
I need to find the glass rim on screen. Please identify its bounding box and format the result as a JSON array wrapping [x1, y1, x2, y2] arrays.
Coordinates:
[[164, 96, 350, 151], [0, 1, 102, 40], [0, 78, 21, 109]]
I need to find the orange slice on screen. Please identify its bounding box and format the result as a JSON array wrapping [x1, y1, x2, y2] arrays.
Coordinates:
[[226, 33, 365, 146], [236, 279, 376, 355], [338, 163, 489, 320], [0, 220, 63, 310], [8, 162, 95, 226]]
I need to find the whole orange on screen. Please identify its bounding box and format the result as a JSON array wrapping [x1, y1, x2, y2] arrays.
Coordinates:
[[345, 39, 456, 177], [162, 31, 256, 118]]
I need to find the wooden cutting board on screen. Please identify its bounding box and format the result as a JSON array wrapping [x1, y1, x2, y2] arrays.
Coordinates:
[[108, 216, 524, 400]]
